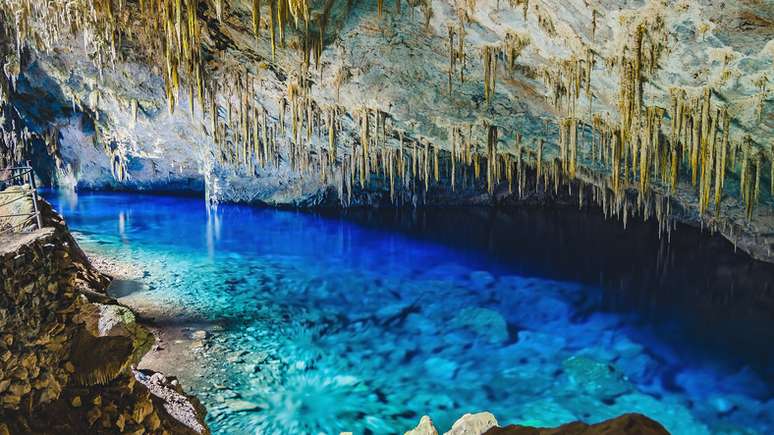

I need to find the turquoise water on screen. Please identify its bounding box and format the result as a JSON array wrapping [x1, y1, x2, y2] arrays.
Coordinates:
[[46, 191, 774, 434]]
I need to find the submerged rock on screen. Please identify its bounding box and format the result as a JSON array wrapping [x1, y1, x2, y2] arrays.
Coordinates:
[[451, 307, 510, 344], [424, 357, 459, 380], [224, 398, 262, 413], [561, 356, 632, 401]]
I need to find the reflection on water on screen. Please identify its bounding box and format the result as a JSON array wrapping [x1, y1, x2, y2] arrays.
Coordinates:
[[333, 206, 774, 369], [46, 191, 774, 435]]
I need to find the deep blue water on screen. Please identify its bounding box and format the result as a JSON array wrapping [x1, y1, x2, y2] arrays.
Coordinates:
[[45, 191, 774, 435]]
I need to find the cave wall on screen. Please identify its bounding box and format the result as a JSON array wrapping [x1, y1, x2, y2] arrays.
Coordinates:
[[0, 228, 83, 412], [0, 0, 773, 259]]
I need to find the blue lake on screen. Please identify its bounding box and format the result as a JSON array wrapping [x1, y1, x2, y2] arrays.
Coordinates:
[[45, 191, 774, 435]]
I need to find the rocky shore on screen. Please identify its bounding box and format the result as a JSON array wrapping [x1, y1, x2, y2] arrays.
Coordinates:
[[0, 193, 209, 434]]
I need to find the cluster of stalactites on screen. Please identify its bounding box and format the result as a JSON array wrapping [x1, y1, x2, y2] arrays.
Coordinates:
[[209, 72, 276, 174], [564, 84, 774, 225], [204, 69, 582, 208], [447, 23, 466, 94], [155, 0, 206, 116], [202, 0, 547, 206], [265, 0, 332, 70], [601, 14, 772, 221], [538, 6, 772, 227], [0, 0, 207, 117], [3, 0, 771, 226], [0, 100, 64, 170], [478, 32, 531, 107], [541, 49, 594, 118], [0, 114, 33, 168]]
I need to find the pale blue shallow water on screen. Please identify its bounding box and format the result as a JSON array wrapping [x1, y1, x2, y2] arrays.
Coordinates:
[[45, 191, 774, 435]]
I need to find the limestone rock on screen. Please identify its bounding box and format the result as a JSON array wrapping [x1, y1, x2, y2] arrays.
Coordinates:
[[406, 415, 439, 435], [1, 1, 774, 263], [69, 302, 154, 386], [445, 412, 499, 435], [562, 356, 632, 401], [133, 369, 210, 435]]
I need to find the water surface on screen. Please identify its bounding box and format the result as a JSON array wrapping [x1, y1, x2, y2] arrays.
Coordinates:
[[45, 191, 774, 435]]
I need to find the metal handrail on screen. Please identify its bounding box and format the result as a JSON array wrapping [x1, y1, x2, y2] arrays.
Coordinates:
[[0, 161, 42, 233]]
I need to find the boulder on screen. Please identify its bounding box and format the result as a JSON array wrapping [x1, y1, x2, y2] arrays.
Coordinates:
[[451, 307, 510, 344], [485, 413, 669, 435], [69, 302, 153, 386], [405, 415, 439, 435], [561, 356, 631, 401], [445, 412, 499, 435]]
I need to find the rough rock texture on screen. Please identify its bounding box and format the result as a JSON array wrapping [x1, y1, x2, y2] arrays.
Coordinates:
[[0, 0, 773, 261], [447, 412, 500, 434], [0, 227, 75, 412], [406, 415, 441, 435], [0, 191, 209, 434], [405, 412, 669, 435], [485, 413, 670, 434]]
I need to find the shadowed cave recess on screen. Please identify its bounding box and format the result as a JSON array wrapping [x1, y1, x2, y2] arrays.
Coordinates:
[[1, 0, 774, 434]]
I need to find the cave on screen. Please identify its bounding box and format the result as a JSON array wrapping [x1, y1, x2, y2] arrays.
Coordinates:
[[1, 0, 773, 434]]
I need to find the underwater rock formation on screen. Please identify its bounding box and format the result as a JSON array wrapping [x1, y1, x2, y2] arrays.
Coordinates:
[[0, 189, 209, 434], [405, 412, 670, 435]]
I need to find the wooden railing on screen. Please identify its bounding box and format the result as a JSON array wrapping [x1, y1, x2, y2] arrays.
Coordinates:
[[0, 161, 42, 233]]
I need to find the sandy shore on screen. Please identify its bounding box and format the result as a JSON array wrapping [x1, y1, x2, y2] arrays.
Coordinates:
[[84, 249, 216, 398], [87, 251, 146, 281]]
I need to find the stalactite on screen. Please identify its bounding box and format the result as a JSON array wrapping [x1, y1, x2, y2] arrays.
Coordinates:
[[214, 0, 223, 21], [389, 148, 395, 202], [265, 0, 276, 60], [253, 0, 262, 37], [754, 152, 761, 211], [503, 32, 530, 76], [486, 124, 498, 194], [482, 46, 497, 106], [448, 26, 455, 94], [433, 144, 439, 183], [770, 147, 774, 199], [450, 127, 457, 191], [536, 138, 544, 189], [713, 109, 729, 214], [5, 0, 769, 228], [131, 99, 139, 125], [328, 107, 336, 162]]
